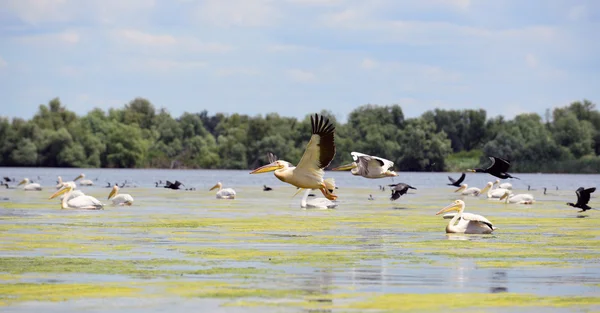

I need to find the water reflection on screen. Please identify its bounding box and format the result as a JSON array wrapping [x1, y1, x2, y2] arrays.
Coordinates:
[[490, 271, 508, 293]]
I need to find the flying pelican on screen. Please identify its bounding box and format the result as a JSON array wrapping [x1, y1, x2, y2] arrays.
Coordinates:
[[56, 176, 76, 189], [499, 190, 534, 204], [210, 182, 236, 199], [436, 200, 496, 234], [17, 178, 42, 191], [250, 114, 337, 200], [74, 173, 94, 186], [331, 152, 397, 178], [567, 187, 596, 212], [494, 179, 512, 190], [468, 156, 519, 180], [389, 183, 416, 201], [49, 185, 103, 210], [447, 173, 466, 187], [108, 185, 134, 206]]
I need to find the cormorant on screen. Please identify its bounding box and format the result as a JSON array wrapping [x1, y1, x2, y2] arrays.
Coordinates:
[[263, 185, 273, 191], [389, 183, 416, 201], [468, 157, 519, 180], [567, 187, 596, 212], [447, 173, 466, 187]]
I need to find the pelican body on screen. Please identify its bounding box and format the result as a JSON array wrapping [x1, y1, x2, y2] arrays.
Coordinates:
[[18, 178, 42, 191], [108, 185, 134, 206], [50, 186, 103, 210], [61, 190, 85, 201], [210, 182, 236, 199], [332, 152, 397, 178], [250, 114, 337, 200], [454, 183, 492, 196], [494, 179, 512, 190], [499, 191, 534, 204], [74, 173, 94, 186], [436, 200, 496, 234]]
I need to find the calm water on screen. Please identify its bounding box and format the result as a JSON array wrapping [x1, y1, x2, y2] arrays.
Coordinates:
[[1, 168, 599, 312]]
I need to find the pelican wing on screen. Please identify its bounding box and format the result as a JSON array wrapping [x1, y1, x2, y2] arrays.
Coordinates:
[[296, 114, 336, 171], [461, 212, 494, 230], [351, 152, 394, 171], [68, 196, 103, 210]]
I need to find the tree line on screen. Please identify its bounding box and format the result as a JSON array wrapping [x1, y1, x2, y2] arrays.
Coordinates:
[[1, 97, 599, 173]]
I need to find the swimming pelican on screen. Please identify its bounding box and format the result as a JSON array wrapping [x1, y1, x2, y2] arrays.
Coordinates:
[[436, 200, 496, 234], [331, 152, 397, 178], [454, 183, 490, 196], [49, 185, 103, 210], [467, 156, 519, 180], [17, 178, 42, 191], [567, 187, 596, 212], [56, 176, 76, 189], [499, 190, 534, 204], [108, 185, 134, 206], [486, 182, 511, 199], [74, 173, 94, 186], [250, 114, 337, 200], [61, 189, 85, 201], [210, 182, 236, 199], [494, 179, 512, 190]]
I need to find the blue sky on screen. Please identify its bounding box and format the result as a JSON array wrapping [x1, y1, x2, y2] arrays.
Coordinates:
[[0, 0, 598, 122]]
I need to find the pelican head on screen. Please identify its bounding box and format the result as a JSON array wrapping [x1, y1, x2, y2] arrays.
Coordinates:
[[250, 160, 290, 174], [210, 182, 223, 191], [331, 162, 357, 171], [49, 185, 73, 199], [74, 173, 85, 181], [499, 190, 511, 201], [436, 200, 465, 215], [108, 185, 119, 199], [18, 178, 30, 186], [480, 182, 494, 194], [494, 179, 500, 186], [454, 184, 467, 193]]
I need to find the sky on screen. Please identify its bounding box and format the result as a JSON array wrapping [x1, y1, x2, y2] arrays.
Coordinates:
[[0, 0, 599, 122]]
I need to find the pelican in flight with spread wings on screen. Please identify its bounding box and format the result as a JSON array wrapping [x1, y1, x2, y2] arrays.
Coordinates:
[[210, 182, 236, 199], [18, 178, 42, 191], [49, 185, 103, 210], [108, 185, 134, 206], [250, 114, 337, 200], [436, 200, 496, 234], [331, 152, 397, 178], [74, 173, 94, 186], [468, 156, 519, 180]]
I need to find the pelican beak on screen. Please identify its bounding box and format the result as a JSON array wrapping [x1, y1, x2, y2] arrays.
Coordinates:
[[436, 203, 460, 215], [18, 179, 27, 186], [480, 184, 491, 194], [108, 186, 118, 199], [331, 163, 356, 171], [49, 187, 70, 200], [74, 174, 84, 181], [250, 162, 282, 174], [209, 183, 220, 191], [454, 185, 466, 193]]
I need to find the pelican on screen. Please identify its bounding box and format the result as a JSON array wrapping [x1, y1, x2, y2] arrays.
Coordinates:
[[108, 185, 134, 206], [74, 173, 94, 186], [467, 156, 519, 179], [454, 183, 486, 196], [494, 179, 512, 190], [49, 185, 103, 210], [61, 189, 85, 201], [499, 190, 534, 204], [436, 200, 496, 234], [331, 152, 397, 178], [17, 178, 42, 191], [56, 176, 76, 189], [250, 114, 337, 200], [210, 182, 236, 199], [486, 182, 511, 199]]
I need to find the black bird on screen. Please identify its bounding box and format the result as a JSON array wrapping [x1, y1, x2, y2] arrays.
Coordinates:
[[567, 187, 596, 212], [263, 185, 273, 191], [468, 156, 519, 180], [528, 185, 536, 191], [105, 182, 112, 188], [164, 180, 184, 190], [447, 173, 466, 187], [389, 183, 416, 201], [368, 194, 375, 201], [3, 177, 11, 182]]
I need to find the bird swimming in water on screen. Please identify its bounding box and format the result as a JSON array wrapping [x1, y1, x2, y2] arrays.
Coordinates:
[[567, 187, 596, 212], [263, 185, 273, 191], [389, 183, 416, 201], [467, 156, 519, 180], [447, 173, 466, 187], [436, 200, 496, 234], [368, 194, 374, 201]]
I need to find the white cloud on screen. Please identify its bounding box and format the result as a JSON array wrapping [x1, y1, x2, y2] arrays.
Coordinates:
[[567, 5, 588, 21], [215, 67, 261, 77], [194, 0, 280, 27], [17, 30, 81, 45], [128, 58, 208, 72], [525, 53, 538, 68], [113, 29, 177, 45], [0, 56, 7, 68], [286, 69, 316, 82], [111, 29, 233, 53], [361, 58, 378, 70]]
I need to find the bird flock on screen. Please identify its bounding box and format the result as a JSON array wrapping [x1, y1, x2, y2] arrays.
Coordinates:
[[2, 114, 596, 235]]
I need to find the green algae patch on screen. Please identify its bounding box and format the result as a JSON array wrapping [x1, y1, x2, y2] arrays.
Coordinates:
[[0, 283, 139, 305], [343, 293, 600, 312]]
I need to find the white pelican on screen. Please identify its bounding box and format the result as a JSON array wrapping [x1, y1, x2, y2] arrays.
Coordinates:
[[17, 178, 42, 191], [486, 182, 511, 199], [49, 185, 103, 210], [494, 179, 512, 190], [436, 200, 496, 234], [499, 190, 534, 204], [74, 173, 94, 186], [210, 182, 236, 199], [61, 189, 85, 201], [250, 114, 337, 200], [331, 152, 397, 178], [56, 176, 77, 189], [454, 183, 490, 196], [300, 178, 337, 209], [108, 185, 134, 206]]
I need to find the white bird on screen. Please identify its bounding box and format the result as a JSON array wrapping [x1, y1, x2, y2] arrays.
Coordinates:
[[300, 178, 337, 209], [250, 114, 337, 200], [74, 173, 94, 186], [436, 200, 496, 234], [60, 190, 85, 201], [210, 182, 236, 199], [331, 152, 397, 178], [454, 184, 482, 196], [17, 178, 42, 191], [49, 185, 103, 210], [499, 190, 535, 204], [56, 176, 77, 189], [108, 185, 134, 206], [494, 179, 512, 190], [486, 182, 511, 199]]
